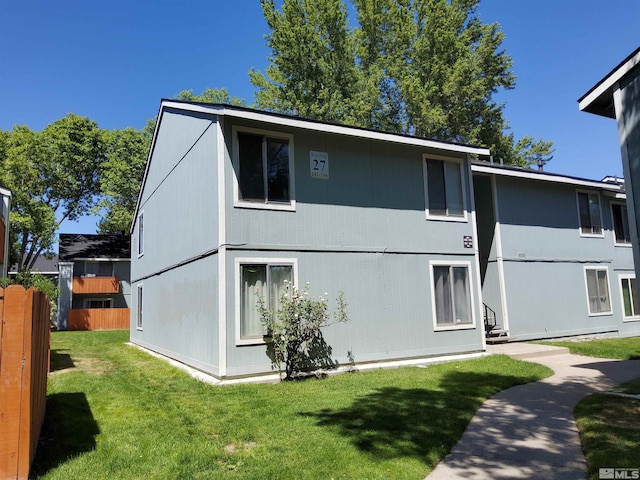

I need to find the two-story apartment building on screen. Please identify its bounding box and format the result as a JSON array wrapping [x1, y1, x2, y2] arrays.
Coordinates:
[[473, 163, 639, 341], [57, 234, 131, 330], [130, 101, 491, 380]]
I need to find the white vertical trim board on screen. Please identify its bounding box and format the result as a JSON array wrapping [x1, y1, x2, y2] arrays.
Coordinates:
[[491, 174, 510, 334], [467, 155, 487, 350], [216, 119, 228, 377]]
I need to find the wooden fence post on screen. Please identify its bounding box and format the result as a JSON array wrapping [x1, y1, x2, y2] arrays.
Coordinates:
[[0, 286, 50, 480]]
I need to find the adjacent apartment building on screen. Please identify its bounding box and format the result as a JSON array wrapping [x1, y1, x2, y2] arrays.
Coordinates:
[[57, 234, 131, 330]]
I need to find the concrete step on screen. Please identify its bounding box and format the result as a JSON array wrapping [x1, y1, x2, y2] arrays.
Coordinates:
[[487, 342, 570, 360]]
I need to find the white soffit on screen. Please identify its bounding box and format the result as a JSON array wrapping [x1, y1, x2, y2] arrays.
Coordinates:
[[160, 101, 491, 157], [471, 163, 623, 192], [579, 48, 640, 112]]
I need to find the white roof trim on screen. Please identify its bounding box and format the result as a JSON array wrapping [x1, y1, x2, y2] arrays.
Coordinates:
[[0, 187, 12, 197], [579, 49, 640, 112], [471, 164, 624, 192], [160, 101, 491, 156]]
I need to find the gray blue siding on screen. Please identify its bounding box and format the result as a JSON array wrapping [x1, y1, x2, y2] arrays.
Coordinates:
[[477, 171, 640, 340], [130, 108, 221, 371]]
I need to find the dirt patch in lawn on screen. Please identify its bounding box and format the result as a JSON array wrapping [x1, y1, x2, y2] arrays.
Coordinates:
[[50, 356, 113, 376]]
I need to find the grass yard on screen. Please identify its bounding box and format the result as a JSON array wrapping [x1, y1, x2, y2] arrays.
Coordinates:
[[575, 379, 640, 480], [540, 336, 640, 479], [33, 330, 552, 479], [539, 336, 640, 360]]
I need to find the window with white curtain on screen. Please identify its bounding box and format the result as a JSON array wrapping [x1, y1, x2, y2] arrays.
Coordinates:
[[425, 157, 466, 219], [584, 267, 611, 315], [239, 262, 294, 340], [431, 263, 474, 329]]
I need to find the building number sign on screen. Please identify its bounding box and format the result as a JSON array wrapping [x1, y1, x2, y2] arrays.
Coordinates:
[[310, 151, 329, 179]]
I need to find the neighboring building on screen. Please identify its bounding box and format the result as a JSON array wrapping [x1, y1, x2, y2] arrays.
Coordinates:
[[0, 187, 11, 278], [473, 162, 639, 341], [57, 234, 131, 331], [579, 47, 640, 292], [130, 100, 491, 380], [9, 255, 59, 281]]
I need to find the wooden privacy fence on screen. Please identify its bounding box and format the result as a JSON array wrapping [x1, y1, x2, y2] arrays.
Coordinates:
[[67, 308, 130, 331], [0, 286, 50, 480]]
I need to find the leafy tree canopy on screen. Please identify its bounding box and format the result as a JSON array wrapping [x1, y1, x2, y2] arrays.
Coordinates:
[[251, 0, 553, 166], [175, 87, 247, 106], [0, 114, 104, 271], [95, 120, 154, 234]]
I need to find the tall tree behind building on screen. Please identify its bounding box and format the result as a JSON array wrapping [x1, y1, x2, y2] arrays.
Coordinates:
[[250, 0, 553, 166]]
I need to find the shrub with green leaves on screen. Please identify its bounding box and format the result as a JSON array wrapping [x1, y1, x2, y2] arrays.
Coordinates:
[[259, 281, 348, 381]]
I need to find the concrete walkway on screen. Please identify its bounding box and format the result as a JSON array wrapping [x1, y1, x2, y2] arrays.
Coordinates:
[[427, 343, 640, 479]]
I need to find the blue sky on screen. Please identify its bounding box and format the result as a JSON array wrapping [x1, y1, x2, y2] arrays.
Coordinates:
[[1, 0, 638, 234]]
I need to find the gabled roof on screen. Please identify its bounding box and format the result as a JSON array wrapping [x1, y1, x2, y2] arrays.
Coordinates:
[[58, 234, 131, 261], [471, 161, 625, 193], [131, 100, 492, 233], [578, 46, 640, 118], [10, 254, 59, 275]]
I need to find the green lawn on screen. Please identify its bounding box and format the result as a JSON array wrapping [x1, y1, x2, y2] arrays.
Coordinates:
[[575, 379, 640, 480], [539, 336, 640, 360], [33, 330, 552, 479], [539, 336, 640, 479]]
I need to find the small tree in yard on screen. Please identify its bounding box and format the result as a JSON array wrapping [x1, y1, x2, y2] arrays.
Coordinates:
[[259, 281, 348, 381]]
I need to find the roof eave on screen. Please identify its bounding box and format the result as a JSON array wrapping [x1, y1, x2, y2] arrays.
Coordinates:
[[578, 46, 640, 118]]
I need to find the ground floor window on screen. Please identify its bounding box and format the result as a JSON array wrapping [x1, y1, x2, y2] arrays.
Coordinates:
[[620, 274, 639, 320], [237, 259, 295, 342], [136, 284, 143, 330], [83, 298, 113, 309], [584, 267, 611, 316], [430, 262, 474, 329]]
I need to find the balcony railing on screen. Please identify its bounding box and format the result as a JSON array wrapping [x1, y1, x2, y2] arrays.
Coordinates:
[[72, 276, 119, 294], [67, 308, 130, 331]]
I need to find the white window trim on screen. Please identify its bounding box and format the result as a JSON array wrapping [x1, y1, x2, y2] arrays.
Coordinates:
[[232, 126, 296, 212], [83, 298, 113, 309], [576, 190, 604, 238], [618, 273, 640, 322], [423, 154, 468, 223], [429, 260, 476, 331], [136, 284, 144, 331], [137, 211, 144, 258], [610, 201, 632, 247], [583, 266, 613, 317], [234, 257, 298, 346]]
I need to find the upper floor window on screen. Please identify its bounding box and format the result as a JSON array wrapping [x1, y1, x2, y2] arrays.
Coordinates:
[[612, 202, 631, 245], [137, 212, 144, 257], [424, 156, 466, 221], [235, 128, 294, 210], [83, 261, 114, 277], [577, 191, 602, 236]]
